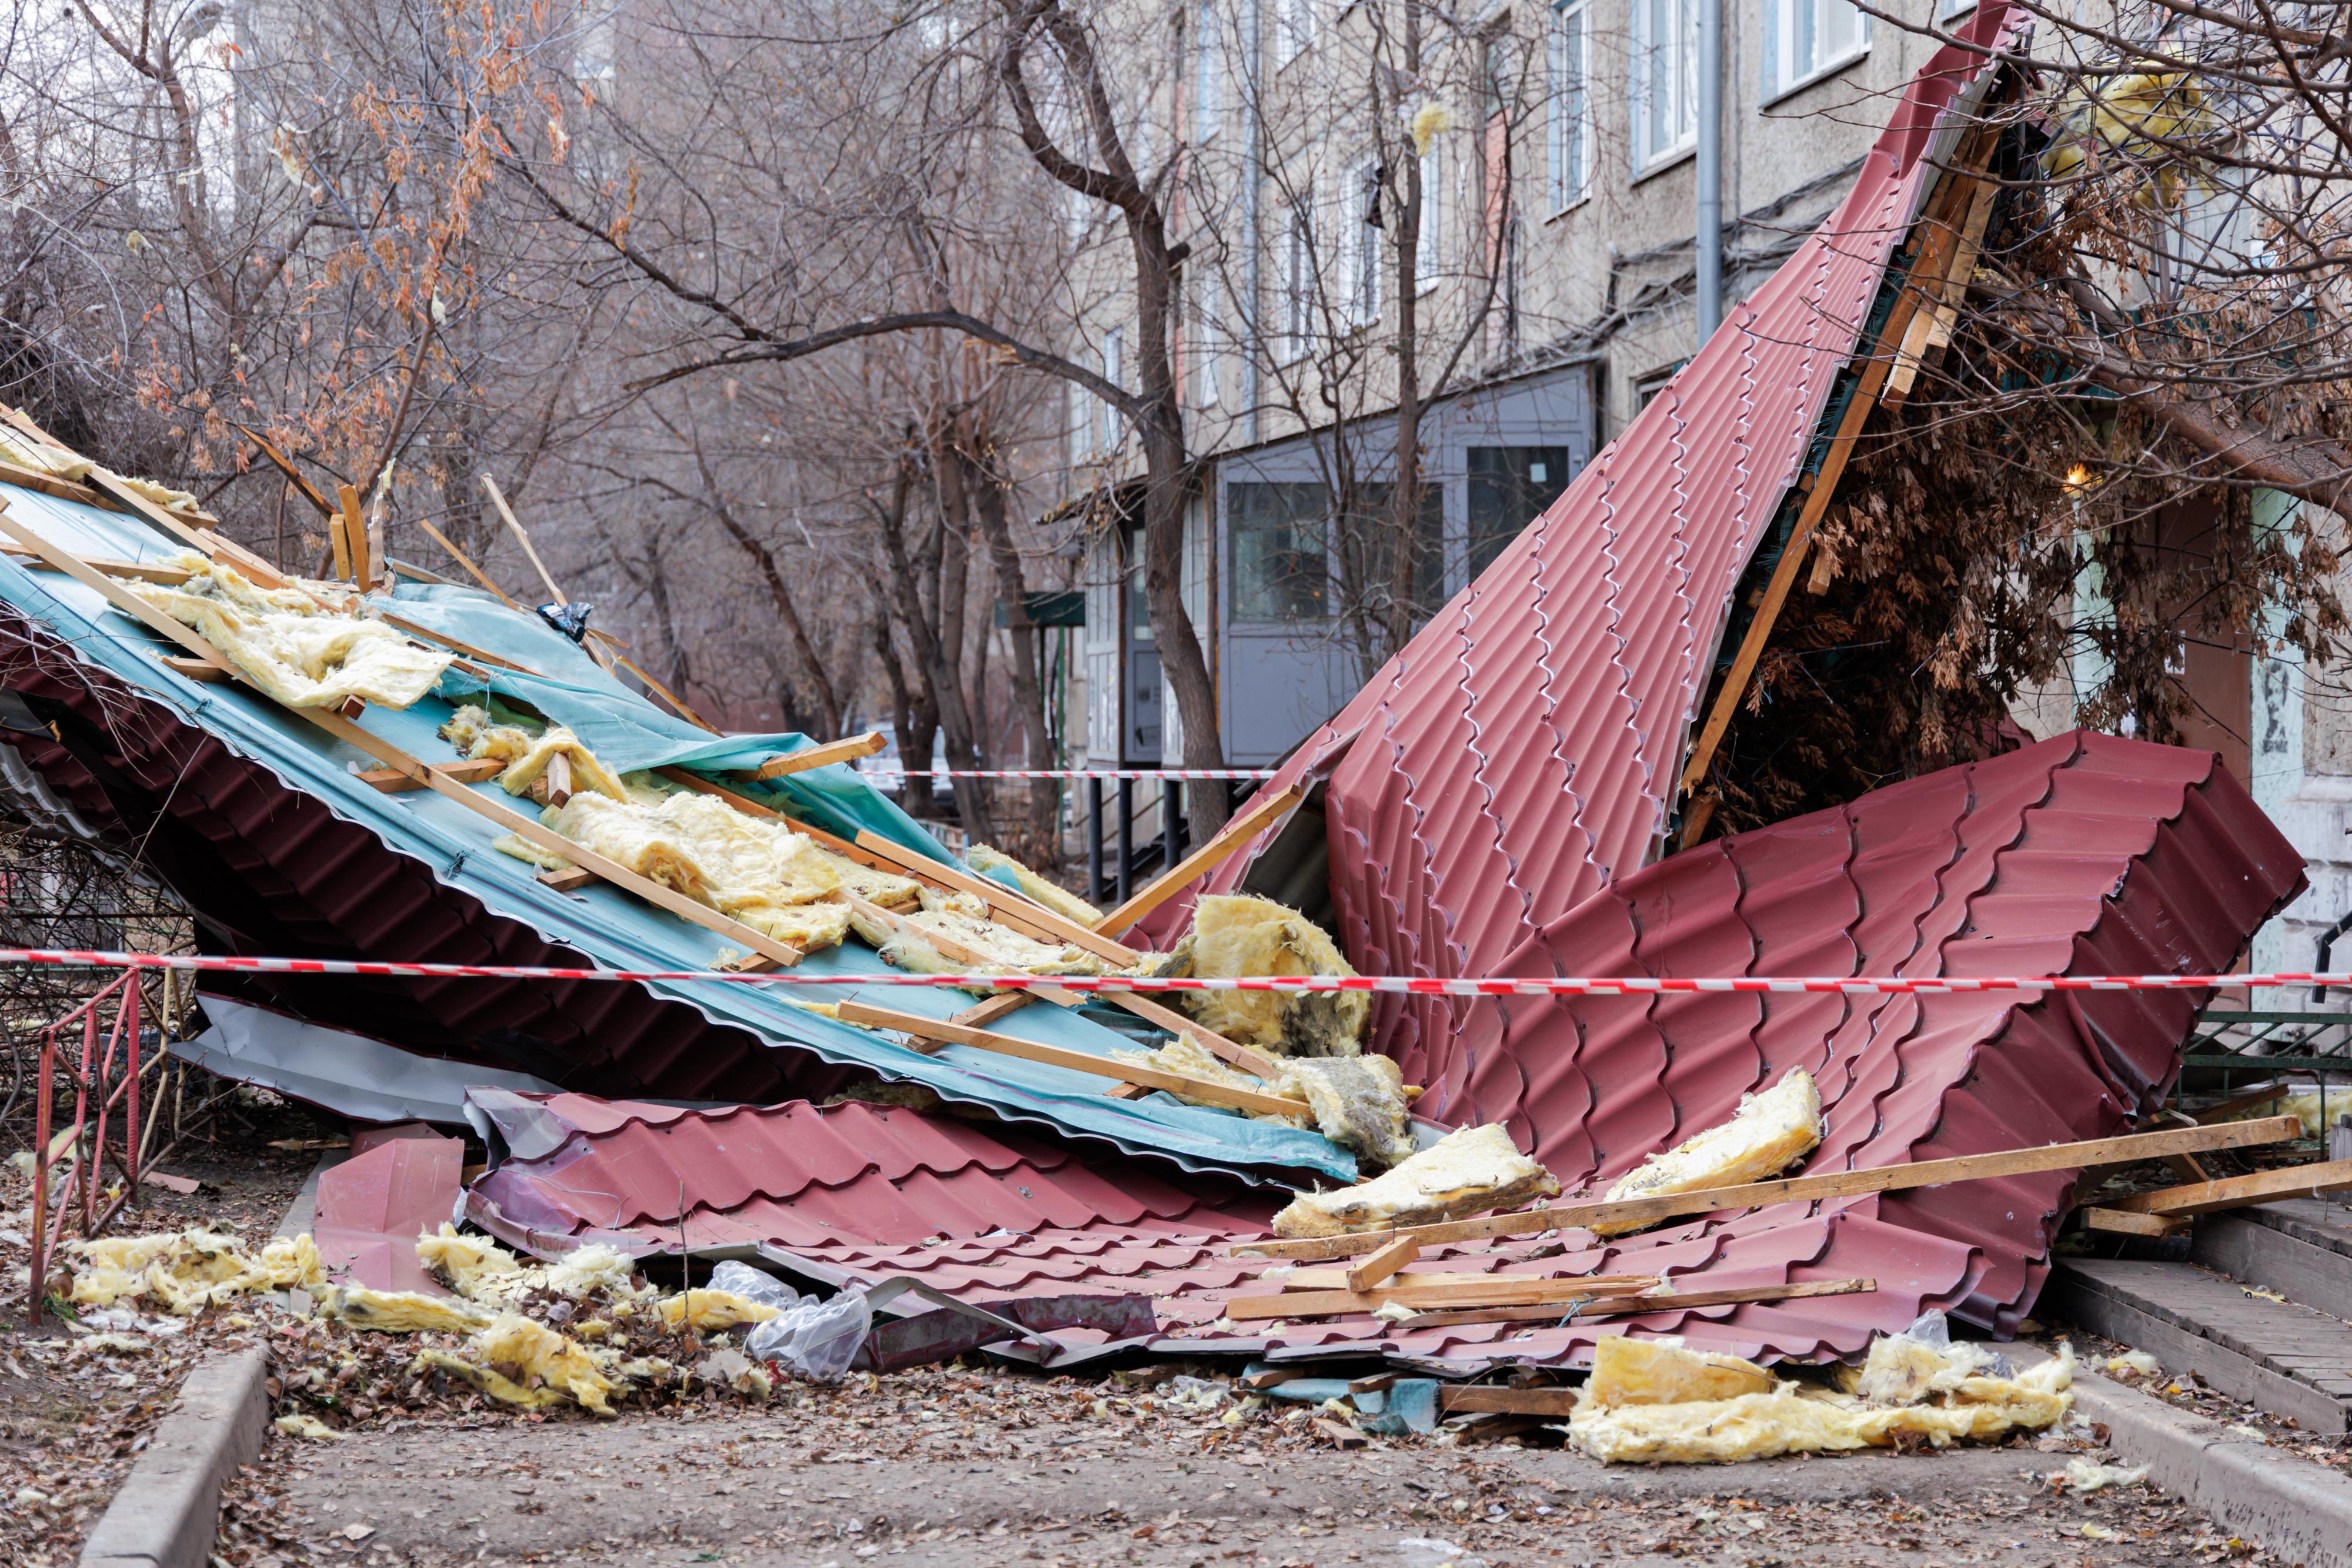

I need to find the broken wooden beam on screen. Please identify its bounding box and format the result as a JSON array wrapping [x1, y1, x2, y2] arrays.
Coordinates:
[[535, 865, 596, 894], [359, 758, 506, 793], [1391, 1276, 1877, 1329], [1345, 1235, 1420, 1294], [850, 827, 1142, 967], [2103, 1158, 2352, 1218], [830, 997, 1312, 1119], [159, 654, 228, 683], [1436, 1385, 1579, 1418], [2082, 1207, 2192, 1238], [544, 750, 575, 809], [4, 547, 192, 585], [1094, 784, 1304, 938], [751, 731, 887, 780], [1232, 1115, 2308, 1261], [1224, 1275, 1663, 1322]]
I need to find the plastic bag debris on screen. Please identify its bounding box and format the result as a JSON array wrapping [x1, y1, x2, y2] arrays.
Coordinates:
[[708, 1260, 804, 1312], [743, 1286, 872, 1383]]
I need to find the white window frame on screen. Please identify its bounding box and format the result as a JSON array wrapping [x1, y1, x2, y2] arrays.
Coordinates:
[[1761, 0, 1870, 108], [1195, 2, 1223, 141], [1070, 379, 1093, 461], [1347, 158, 1382, 327], [1279, 195, 1314, 364], [1548, 0, 1591, 213], [1276, 0, 1315, 69], [1630, 0, 1698, 173], [1101, 328, 1124, 450], [1415, 146, 1442, 292], [1193, 272, 1221, 407]]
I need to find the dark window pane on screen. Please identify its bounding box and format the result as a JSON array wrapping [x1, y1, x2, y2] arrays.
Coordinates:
[[1229, 482, 1330, 621], [1466, 446, 1571, 579]]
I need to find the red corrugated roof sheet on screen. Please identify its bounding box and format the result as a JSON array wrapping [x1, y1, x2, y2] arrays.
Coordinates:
[[472, 732, 2303, 1366]]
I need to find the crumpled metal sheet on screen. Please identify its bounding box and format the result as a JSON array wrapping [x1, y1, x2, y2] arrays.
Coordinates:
[[462, 728, 2303, 1368]]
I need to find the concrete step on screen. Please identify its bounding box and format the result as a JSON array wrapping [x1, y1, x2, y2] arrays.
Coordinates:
[[2193, 1198, 2352, 1311], [2043, 1255, 2352, 1433]]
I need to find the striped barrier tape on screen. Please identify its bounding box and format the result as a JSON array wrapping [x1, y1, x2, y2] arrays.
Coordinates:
[[0, 947, 2341, 998], [860, 767, 1279, 780]]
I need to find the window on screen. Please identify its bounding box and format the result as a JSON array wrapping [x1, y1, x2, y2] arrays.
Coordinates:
[[1763, 0, 1868, 102], [1631, 0, 1698, 169], [1415, 148, 1442, 290], [1548, 1, 1589, 211], [1100, 328, 1124, 450], [1281, 196, 1313, 363], [1348, 159, 1382, 327], [1070, 380, 1092, 461], [1229, 483, 1330, 621], [1466, 447, 1572, 579], [1276, 0, 1314, 67], [1195, 2, 1223, 141], [1938, 0, 1976, 17], [1193, 273, 1221, 407]]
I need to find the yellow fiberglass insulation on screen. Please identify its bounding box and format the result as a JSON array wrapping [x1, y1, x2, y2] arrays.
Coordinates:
[[323, 1285, 496, 1335], [967, 843, 1104, 925], [656, 1289, 781, 1331], [0, 422, 200, 511], [470, 1312, 619, 1414], [848, 897, 1113, 979], [1566, 1335, 2076, 1465], [1271, 1122, 1559, 1238], [1155, 895, 1368, 1057], [131, 558, 452, 710], [1114, 1038, 1415, 1169], [1593, 1067, 1822, 1237], [417, 1223, 526, 1300], [68, 1228, 325, 1314], [438, 704, 629, 802]]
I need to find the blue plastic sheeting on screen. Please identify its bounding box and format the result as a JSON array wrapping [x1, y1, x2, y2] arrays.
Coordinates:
[[0, 480, 1354, 1183]]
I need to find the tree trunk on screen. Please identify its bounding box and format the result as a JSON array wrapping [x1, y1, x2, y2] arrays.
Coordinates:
[[874, 447, 993, 839], [965, 443, 1060, 859]]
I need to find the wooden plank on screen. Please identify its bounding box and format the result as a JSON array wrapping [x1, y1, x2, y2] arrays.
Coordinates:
[[160, 655, 228, 683], [2106, 1159, 2352, 1218], [1348, 1372, 1396, 1395], [1094, 988, 1285, 1082], [331, 484, 358, 580], [4, 547, 192, 585], [536, 865, 596, 893], [482, 473, 564, 603], [1231, 1116, 2309, 1261], [1237, 1368, 1306, 1391], [2196, 1081, 2324, 1124], [1311, 1417, 1367, 1447], [2082, 1207, 2191, 1238], [831, 998, 1314, 1118], [953, 993, 1035, 1028], [1675, 139, 1995, 809], [850, 827, 1142, 967], [1102, 1082, 1150, 1099], [412, 514, 523, 608], [1345, 1236, 1420, 1294], [1437, 1386, 1579, 1418], [235, 426, 336, 517], [0, 460, 116, 511], [298, 707, 808, 969], [544, 751, 575, 810], [1094, 785, 1304, 938], [608, 648, 723, 733], [373, 611, 539, 675], [1224, 1276, 1662, 1321], [1394, 1276, 1876, 1329], [1282, 1266, 1658, 1294], [359, 758, 504, 793], [75, 464, 230, 562], [751, 731, 887, 780]]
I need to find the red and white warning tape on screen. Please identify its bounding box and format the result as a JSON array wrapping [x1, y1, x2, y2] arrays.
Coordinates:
[[860, 767, 1278, 781], [1, 947, 2340, 998]]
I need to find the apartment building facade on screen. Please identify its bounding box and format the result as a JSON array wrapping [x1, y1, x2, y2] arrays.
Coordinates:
[[1066, 0, 1960, 770]]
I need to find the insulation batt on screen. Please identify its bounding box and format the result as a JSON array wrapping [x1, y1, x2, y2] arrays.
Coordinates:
[[1568, 1335, 2076, 1465], [1156, 895, 1369, 1057], [654, 1288, 781, 1331], [1271, 1123, 1560, 1237], [1594, 1068, 1823, 1236], [132, 557, 452, 709], [1112, 1037, 1415, 1169], [968, 842, 1104, 925], [68, 1228, 325, 1314], [417, 1225, 642, 1306], [439, 704, 629, 801], [0, 421, 200, 510], [322, 1285, 496, 1335]]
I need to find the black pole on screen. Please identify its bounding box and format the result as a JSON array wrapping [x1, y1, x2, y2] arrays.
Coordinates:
[[1087, 775, 1104, 904], [1116, 776, 1133, 902], [1162, 778, 1181, 871]]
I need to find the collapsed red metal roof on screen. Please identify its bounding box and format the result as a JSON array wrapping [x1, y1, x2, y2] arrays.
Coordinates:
[[469, 731, 2302, 1366]]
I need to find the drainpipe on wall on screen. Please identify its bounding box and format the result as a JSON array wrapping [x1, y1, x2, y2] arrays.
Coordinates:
[[1695, 0, 1723, 340]]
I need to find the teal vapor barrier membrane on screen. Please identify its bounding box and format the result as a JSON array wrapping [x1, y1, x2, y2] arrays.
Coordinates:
[[0, 478, 1355, 1182]]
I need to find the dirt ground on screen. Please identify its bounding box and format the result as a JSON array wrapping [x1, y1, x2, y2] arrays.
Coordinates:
[[0, 1092, 328, 1567], [243, 1373, 2274, 1568]]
